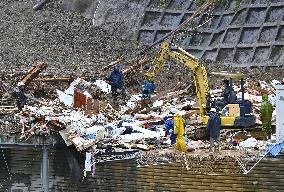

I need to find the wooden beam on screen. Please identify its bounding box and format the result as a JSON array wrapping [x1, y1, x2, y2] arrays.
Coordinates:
[[20, 63, 47, 87]]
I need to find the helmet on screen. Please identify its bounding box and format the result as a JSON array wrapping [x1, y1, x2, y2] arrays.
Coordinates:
[[169, 108, 178, 114], [17, 82, 25, 87], [163, 116, 168, 122], [114, 64, 119, 71], [210, 108, 216, 113]]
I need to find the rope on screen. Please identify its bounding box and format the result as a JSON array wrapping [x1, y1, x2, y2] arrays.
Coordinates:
[[236, 136, 284, 175], [1, 149, 12, 183], [240, 135, 284, 175], [92, 0, 101, 26]]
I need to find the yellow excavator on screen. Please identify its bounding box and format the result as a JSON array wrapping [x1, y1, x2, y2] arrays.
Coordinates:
[[145, 41, 256, 127]]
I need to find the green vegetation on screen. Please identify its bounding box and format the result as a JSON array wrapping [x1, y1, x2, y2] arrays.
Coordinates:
[[196, 0, 206, 6], [215, 0, 229, 6], [235, 0, 245, 10], [159, 0, 170, 8]]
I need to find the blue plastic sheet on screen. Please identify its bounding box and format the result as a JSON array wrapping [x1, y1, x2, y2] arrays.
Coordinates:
[[268, 141, 284, 156], [86, 133, 96, 140]]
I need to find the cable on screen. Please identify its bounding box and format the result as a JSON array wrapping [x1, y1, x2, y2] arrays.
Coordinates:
[[239, 135, 284, 175], [92, 0, 101, 26], [1, 149, 12, 182]]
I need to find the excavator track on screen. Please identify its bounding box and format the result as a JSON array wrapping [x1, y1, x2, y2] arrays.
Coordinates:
[[188, 124, 264, 140]]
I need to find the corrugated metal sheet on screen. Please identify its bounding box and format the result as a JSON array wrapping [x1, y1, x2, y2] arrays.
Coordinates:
[[1, 148, 284, 191]]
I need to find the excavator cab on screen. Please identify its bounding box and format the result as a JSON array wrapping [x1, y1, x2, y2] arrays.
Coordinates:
[[209, 72, 256, 127]]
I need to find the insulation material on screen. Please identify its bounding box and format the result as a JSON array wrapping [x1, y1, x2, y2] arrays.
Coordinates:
[[93, 80, 111, 94], [239, 137, 258, 148], [152, 100, 163, 108], [57, 90, 73, 106], [85, 152, 92, 172]]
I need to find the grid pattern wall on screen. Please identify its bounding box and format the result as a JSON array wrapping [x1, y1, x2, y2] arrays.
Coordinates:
[[1, 149, 284, 191], [138, 0, 284, 67]]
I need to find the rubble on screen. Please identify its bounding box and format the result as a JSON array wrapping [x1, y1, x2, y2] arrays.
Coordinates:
[[1, 68, 284, 178], [2, 75, 280, 157]]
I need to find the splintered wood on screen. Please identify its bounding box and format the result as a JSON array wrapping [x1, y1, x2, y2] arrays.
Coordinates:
[[19, 63, 47, 87]]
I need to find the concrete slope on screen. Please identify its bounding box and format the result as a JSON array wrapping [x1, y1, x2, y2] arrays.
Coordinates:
[[71, 0, 284, 67], [138, 0, 284, 67]]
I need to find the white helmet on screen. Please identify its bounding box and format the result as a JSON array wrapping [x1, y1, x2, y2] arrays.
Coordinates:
[[17, 82, 25, 86], [210, 108, 217, 112], [170, 108, 178, 114]]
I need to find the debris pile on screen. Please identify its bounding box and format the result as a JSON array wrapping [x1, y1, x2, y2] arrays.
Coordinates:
[[1, 65, 283, 176], [1, 73, 281, 158], [23, 81, 165, 149]]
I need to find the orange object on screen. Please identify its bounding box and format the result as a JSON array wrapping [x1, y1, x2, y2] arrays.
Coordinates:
[[73, 89, 104, 114], [73, 89, 87, 109]]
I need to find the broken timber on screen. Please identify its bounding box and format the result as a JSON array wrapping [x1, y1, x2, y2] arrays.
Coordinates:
[[20, 63, 47, 87]]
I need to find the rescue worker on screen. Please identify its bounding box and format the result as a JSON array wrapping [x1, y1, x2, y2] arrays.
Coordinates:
[[222, 79, 231, 104], [222, 79, 236, 105], [106, 64, 126, 103], [141, 74, 156, 99], [173, 109, 186, 152], [260, 94, 273, 139], [15, 82, 27, 110], [206, 93, 212, 112], [206, 108, 221, 152], [164, 114, 176, 145]]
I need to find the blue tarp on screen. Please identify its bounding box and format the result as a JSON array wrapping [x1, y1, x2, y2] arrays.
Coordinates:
[[268, 141, 284, 156], [86, 133, 96, 140]]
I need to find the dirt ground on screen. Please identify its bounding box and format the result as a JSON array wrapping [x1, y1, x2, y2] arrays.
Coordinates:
[[1, 0, 283, 94]]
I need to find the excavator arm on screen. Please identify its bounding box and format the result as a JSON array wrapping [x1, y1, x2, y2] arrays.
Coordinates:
[[145, 41, 256, 128], [144, 42, 170, 81], [145, 42, 209, 123]]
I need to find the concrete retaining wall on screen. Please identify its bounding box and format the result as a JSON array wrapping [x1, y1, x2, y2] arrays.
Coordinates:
[[65, 0, 284, 67], [1, 148, 284, 191]]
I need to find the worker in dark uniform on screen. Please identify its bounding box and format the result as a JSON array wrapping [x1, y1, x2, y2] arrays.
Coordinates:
[[222, 79, 231, 104], [141, 73, 156, 99], [222, 79, 237, 105], [164, 114, 176, 145], [15, 82, 27, 110], [106, 64, 126, 103], [206, 108, 221, 152]]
